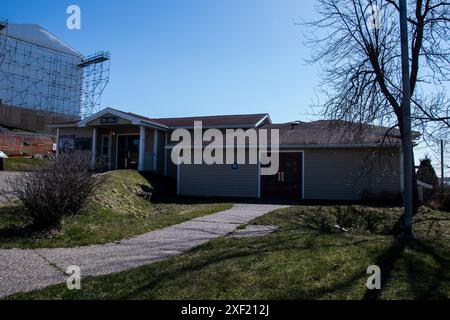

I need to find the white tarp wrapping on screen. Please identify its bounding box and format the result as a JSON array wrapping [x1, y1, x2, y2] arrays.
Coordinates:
[[1, 23, 83, 58], [0, 23, 84, 116]]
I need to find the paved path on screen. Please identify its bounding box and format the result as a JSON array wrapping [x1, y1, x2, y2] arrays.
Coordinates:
[[0, 203, 287, 298], [0, 172, 22, 204]]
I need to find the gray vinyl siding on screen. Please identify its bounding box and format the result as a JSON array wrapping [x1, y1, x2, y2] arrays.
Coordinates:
[[175, 146, 401, 200], [304, 148, 401, 201], [179, 163, 259, 198]]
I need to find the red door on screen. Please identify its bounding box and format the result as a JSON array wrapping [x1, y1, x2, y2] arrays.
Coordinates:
[[261, 152, 303, 199], [117, 135, 140, 170]]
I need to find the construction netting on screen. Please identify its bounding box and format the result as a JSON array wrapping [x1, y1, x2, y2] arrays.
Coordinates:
[[0, 130, 55, 156]]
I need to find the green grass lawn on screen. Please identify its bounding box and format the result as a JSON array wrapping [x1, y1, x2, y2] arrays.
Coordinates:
[[0, 170, 232, 249], [8, 204, 450, 300], [3, 157, 50, 171]]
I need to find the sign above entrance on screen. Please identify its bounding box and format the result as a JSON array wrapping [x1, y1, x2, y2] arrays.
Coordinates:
[[100, 116, 118, 125]]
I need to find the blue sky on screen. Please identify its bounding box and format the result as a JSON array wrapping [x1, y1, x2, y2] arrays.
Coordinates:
[[2, 0, 319, 123], [2, 0, 448, 172]]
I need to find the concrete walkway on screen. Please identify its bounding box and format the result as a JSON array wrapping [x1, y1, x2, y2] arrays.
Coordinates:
[[0, 203, 287, 298], [0, 172, 22, 204]]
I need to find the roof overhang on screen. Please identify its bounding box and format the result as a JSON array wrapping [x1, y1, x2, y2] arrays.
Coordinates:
[[49, 108, 169, 131], [49, 109, 271, 131], [167, 124, 258, 130], [160, 114, 271, 130], [164, 143, 402, 150], [47, 124, 79, 129], [255, 114, 271, 128], [278, 143, 402, 149]]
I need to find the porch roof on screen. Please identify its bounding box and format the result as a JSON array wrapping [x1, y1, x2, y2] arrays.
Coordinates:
[[48, 108, 170, 130], [49, 108, 271, 130]]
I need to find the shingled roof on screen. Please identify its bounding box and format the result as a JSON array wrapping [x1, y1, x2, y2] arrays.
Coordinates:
[[49, 107, 420, 147], [260, 120, 418, 146], [153, 113, 270, 128], [124, 112, 270, 128], [50, 108, 271, 130]]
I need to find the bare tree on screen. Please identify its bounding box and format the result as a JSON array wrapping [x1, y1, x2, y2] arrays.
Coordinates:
[[305, 0, 450, 218]]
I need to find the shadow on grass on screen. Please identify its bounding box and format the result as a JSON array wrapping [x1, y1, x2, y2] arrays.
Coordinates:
[[405, 240, 450, 300], [118, 233, 378, 300], [362, 239, 406, 300], [98, 196, 447, 300], [0, 206, 54, 243], [117, 233, 450, 300], [113, 206, 449, 300], [8, 203, 450, 300], [360, 237, 450, 300]]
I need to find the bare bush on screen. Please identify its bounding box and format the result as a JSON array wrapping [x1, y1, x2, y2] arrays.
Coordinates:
[[298, 206, 401, 234], [429, 186, 450, 213], [9, 151, 100, 230]]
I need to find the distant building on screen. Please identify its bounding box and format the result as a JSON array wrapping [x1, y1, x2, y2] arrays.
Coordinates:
[[0, 20, 109, 133], [51, 107, 407, 201]]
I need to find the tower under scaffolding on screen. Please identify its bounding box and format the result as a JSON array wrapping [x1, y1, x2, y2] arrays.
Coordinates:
[[0, 20, 8, 70], [78, 51, 111, 118], [0, 20, 110, 131]]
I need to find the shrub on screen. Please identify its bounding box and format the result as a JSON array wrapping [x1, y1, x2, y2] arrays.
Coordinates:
[[429, 186, 450, 213], [297, 205, 402, 235], [8, 151, 100, 230]]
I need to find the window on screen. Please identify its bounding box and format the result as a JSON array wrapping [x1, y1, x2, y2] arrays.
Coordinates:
[[59, 135, 75, 152], [75, 138, 92, 151]]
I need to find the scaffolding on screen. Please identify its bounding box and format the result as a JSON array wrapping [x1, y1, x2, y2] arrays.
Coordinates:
[[78, 51, 111, 118], [0, 19, 110, 120], [0, 19, 8, 70]]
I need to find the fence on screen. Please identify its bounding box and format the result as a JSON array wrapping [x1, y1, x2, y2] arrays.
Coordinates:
[[0, 131, 55, 156]]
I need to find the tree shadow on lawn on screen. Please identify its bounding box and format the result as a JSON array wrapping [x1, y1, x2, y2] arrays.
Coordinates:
[[117, 231, 386, 300], [111, 205, 450, 301], [404, 240, 450, 300], [116, 234, 449, 300], [362, 240, 406, 300], [8, 206, 447, 300], [361, 238, 450, 300]]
